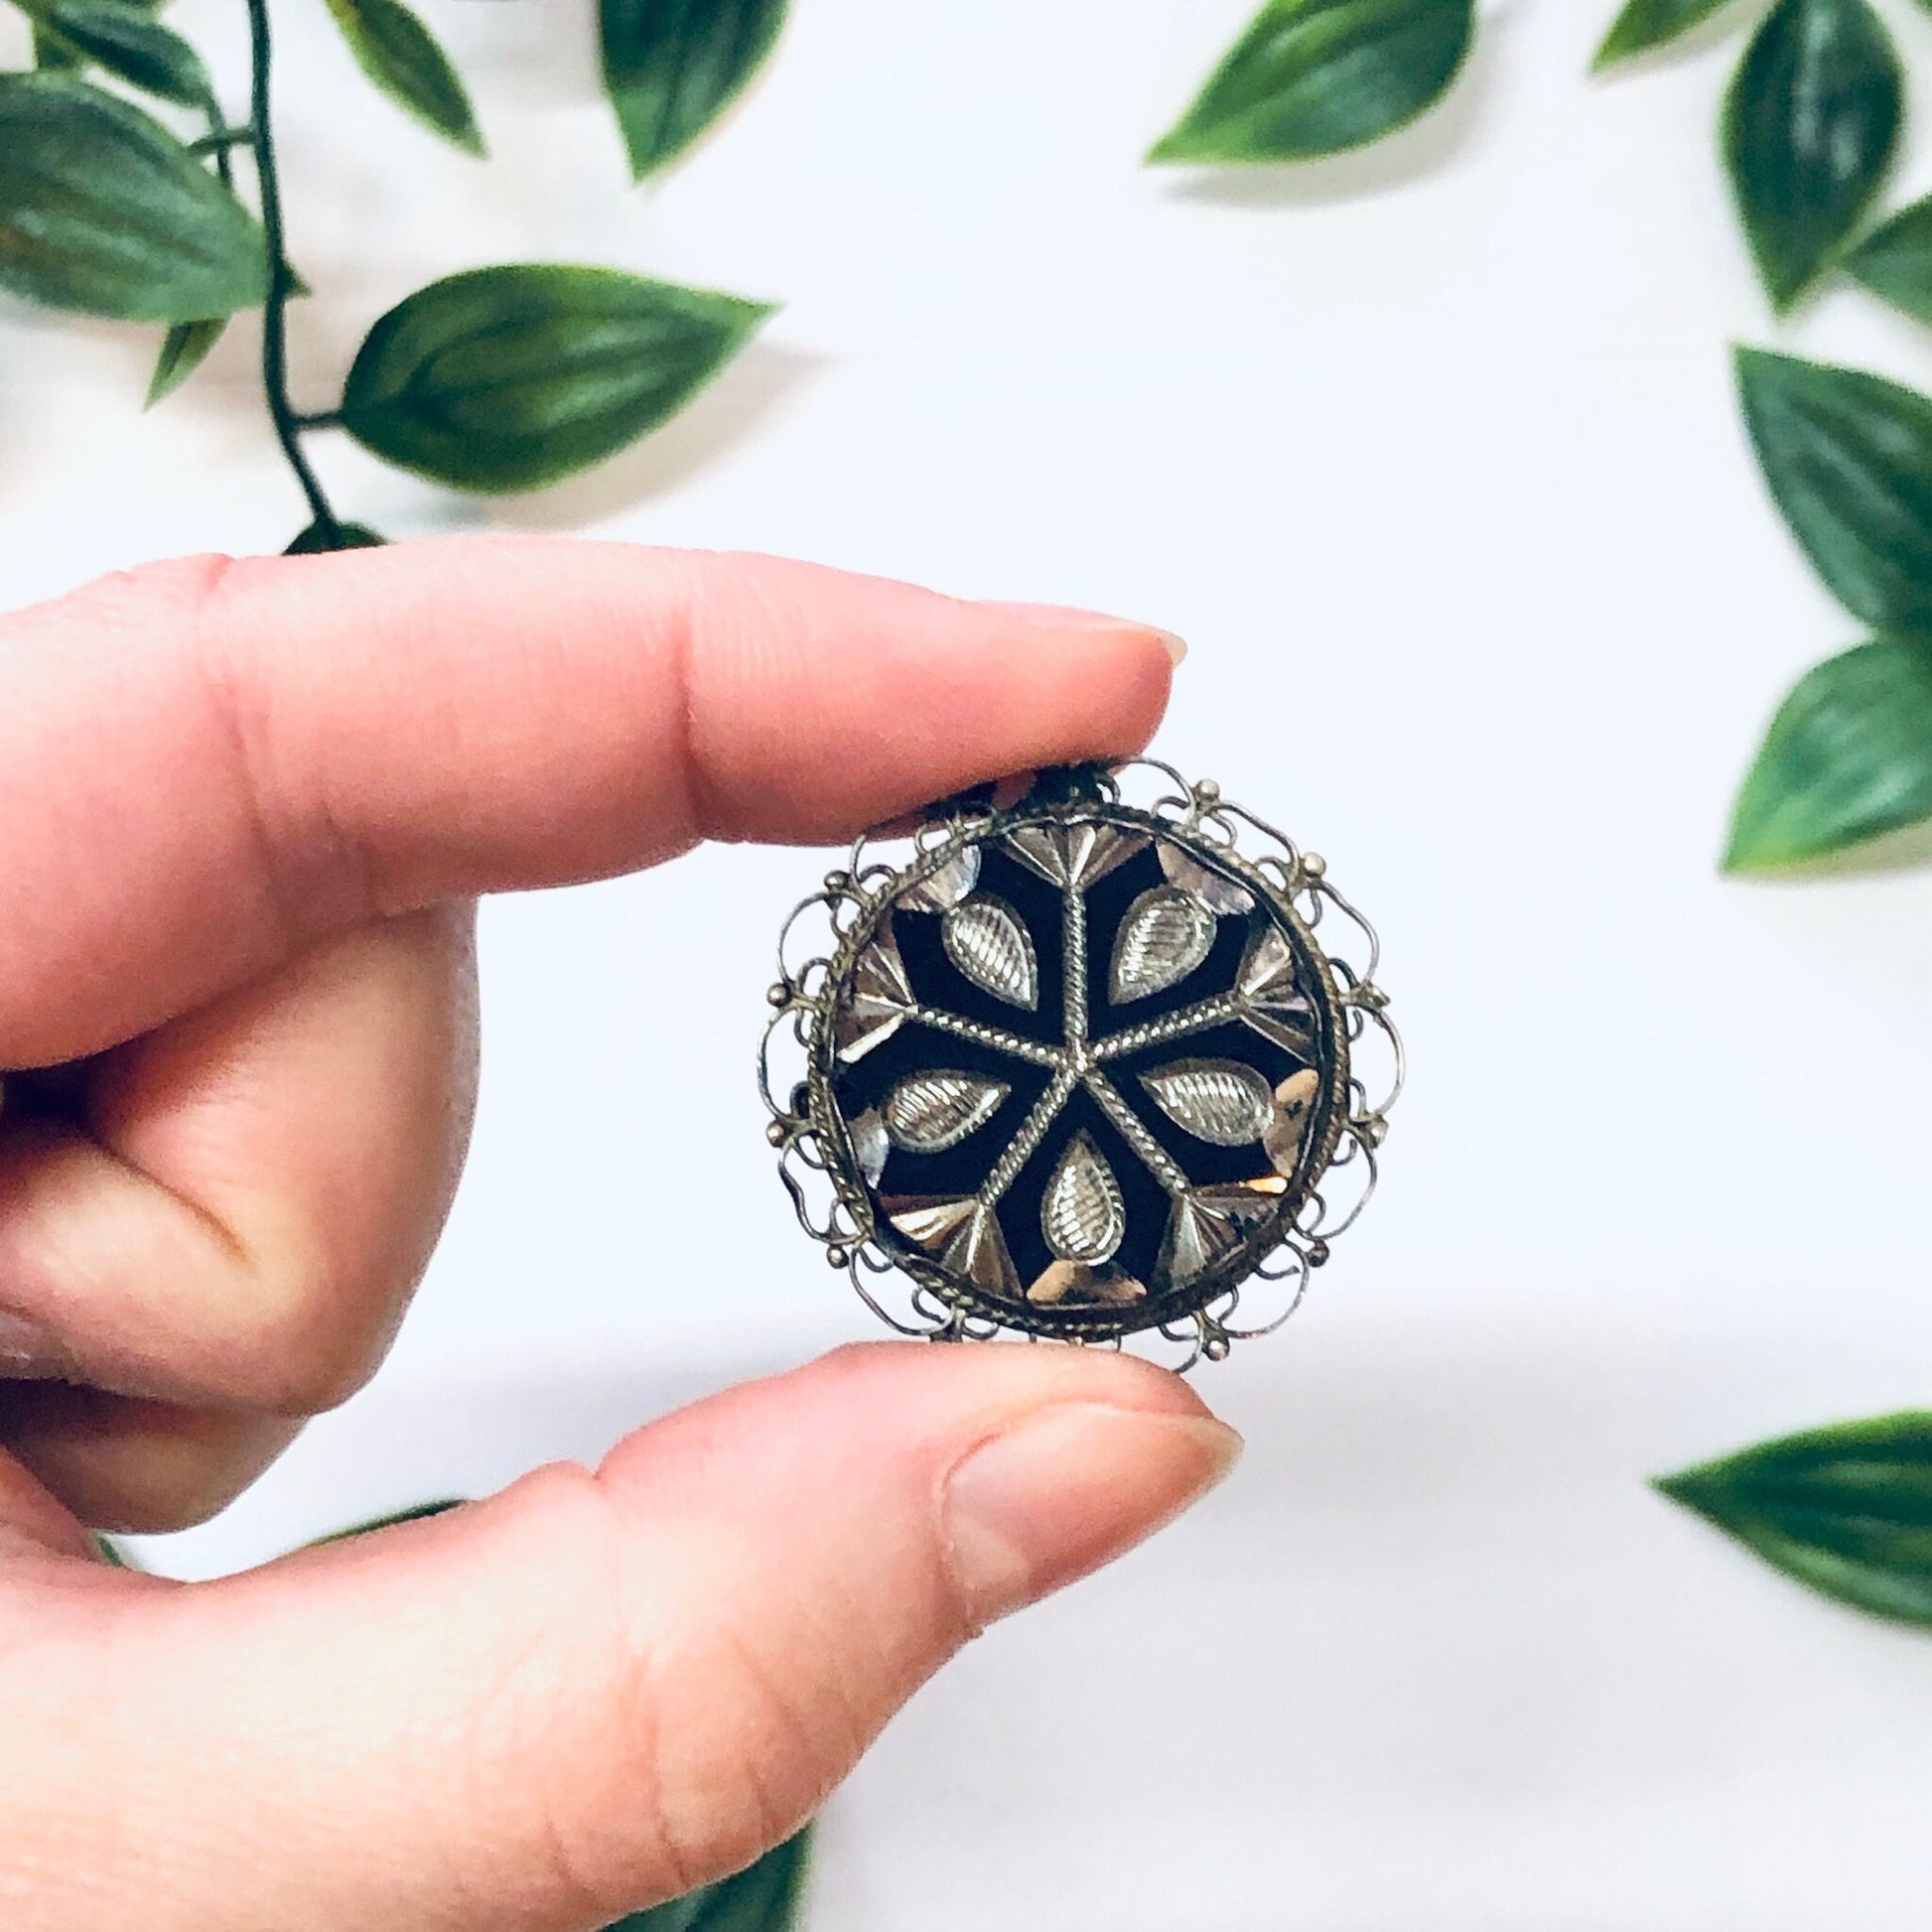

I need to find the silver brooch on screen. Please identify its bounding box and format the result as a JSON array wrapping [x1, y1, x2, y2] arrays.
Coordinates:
[[760, 761, 1400, 1368]]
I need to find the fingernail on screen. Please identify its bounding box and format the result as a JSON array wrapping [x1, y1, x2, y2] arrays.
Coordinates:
[[980, 600, 1188, 668], [943, 1403, 1242, 1625], [0, 1308, 68, 1381]]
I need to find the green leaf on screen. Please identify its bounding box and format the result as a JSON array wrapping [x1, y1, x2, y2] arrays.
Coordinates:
[[147, 316, 224, 405], [600, 0, 787, 180], [1148, 0, 1475, 164], [1734, 346, 1932, 630], [1591, 0, 1752, 69], [34, 25, 83, 67], [28, 0, 212, 104], [283, 519, 387, 554], [1843, 192, 1932, 326], [1657, 1413, 1932, 1626], [322, 0, 483, 156], [341, 264, 773, 492], [0, 73, 268, 323], [1725, 637, 1932, 869], [302, 1498, 461, 1543], [1723, 0, 1900, 311], [606, 1826, 811, 1932]]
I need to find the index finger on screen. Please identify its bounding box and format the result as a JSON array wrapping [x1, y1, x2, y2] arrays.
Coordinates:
[[0, 538, 1177, 1064]]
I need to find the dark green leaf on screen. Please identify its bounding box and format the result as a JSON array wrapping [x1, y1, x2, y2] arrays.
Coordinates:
[[34, 25, 82, 67], [146, 316, 224, 405], [600, 0, 786, 180], [1725, 637, 1932, 869], [1657, 1413, 1932, 1626], [29, 0, 212, 104], [302, 1498, 461, 1542], [0, 73, 268, 322], [606, 1826, 811, 1932], [1591, 0, 1753, 69], [341, 264, 773, 492], [92, 1533, 138, 1569], [1147, 0, 1475, 164], [1723, 0, 1899, 311], [1734, 346, 1932, 629], [322, 0, 483, 156], [1843, 192, 1932, 325]]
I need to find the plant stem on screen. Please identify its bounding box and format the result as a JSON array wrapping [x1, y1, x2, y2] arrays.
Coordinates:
[[192, 124, 256, 159], [244, 0, 342, 542]]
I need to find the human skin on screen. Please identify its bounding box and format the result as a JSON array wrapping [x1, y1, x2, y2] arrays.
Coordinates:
[[0, 538, 1239, 1931]]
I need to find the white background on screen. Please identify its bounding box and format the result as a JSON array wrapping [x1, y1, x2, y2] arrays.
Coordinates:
[[7, 0, 1932, 1922]]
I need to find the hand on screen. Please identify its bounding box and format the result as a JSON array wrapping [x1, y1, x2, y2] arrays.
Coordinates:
[[0, 539, 1238, 1931]]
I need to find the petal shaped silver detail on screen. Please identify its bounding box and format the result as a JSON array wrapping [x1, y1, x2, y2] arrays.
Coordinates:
[[897, 845, 981, 913], [1264, 1068, 1322, 1176], [1027, 1260, 1148, 1307], [1159, 842, 1254, 916], [943, 895, 1038, 1010], [836, 916, 916, 1062], [887, 1195, 1022, 1303], [1238, 924, 1304, 1006], [848, 1107, 890, 1186], [882, 1071, 1010, 1153], [1110, 886, 1216, 1004], [1005, 823, 1146, 890], [1158, 1183, 1278, 1286], [1236, 922, 1315, 1055], [1039, 1133, 1126, 1265], [1141, 1059, 1273, 1146]]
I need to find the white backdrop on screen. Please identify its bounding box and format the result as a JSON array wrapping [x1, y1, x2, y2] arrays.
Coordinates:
[[7, 0, 1932, 1922]]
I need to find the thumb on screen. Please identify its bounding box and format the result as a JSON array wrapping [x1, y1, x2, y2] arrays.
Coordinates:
[[5, 1343, 1238, 1932]]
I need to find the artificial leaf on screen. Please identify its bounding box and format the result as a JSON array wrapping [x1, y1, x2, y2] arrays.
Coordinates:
[[600, 0, 786, 179], [33, 25, 82, 66], [1725, 637, 1932, 869], [1843, 192, 1932, 325], [341, 264, 772, 492], [0, 73, 267, 322], [1723, 0, 1899, 310], [146, 317, 224, 405], [322, 0, 483, 156], [302, 1498, 462, 1543], [1591, 0, 1753, 69], [1147, 0, 1475, 164], [606, 1826, 811, 1931], [1658, 1413, 1932, 1626], [1734, 346, 1932, 630], [28, 0, 212, 104]]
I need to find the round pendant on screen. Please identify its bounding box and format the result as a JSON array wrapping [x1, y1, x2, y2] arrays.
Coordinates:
[[761, 761, 1400, 1366]]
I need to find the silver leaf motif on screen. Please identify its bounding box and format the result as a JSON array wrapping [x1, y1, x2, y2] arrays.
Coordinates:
[[897, 845, 981, 913], [943, 895, 1038, 1010], [1110, 886, 1216, 1004], [1039, 1133, 1126, 1265], [1141, 1059, 1273, 1146], [1159, 842, 1254, 915], [882, 1071, 1010, 1153]]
